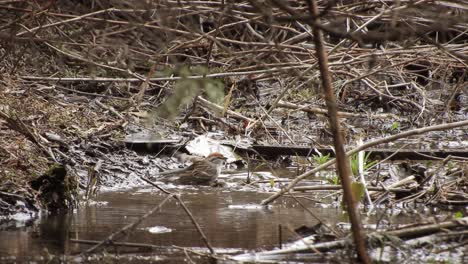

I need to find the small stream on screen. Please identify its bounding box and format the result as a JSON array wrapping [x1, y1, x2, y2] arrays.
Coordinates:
[[0, 186, 347, 262], [0, 171, 455, 263]]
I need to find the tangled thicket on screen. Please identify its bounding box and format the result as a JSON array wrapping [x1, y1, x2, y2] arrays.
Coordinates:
[[0, 1, 466, 213]]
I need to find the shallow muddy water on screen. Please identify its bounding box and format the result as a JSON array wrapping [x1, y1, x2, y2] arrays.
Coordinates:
[[0, 184, 348, 262], [0, 173, 463, 263]]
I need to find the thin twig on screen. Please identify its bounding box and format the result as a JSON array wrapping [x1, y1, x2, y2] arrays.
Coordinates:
[[81, 193, 173, 254], [261, 120, 468, 205], [140, 177, 216, 255]]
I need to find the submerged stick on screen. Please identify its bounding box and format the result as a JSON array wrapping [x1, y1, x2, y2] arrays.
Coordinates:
[[173, 194, 216, 254], [140, 176, 216, 255], [232, 216, 468, 260], [71, 239, 167, 250], [81, 193, 173, 254]]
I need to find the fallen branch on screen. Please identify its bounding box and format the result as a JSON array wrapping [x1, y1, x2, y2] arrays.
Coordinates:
[[293, 185, 413, 194], [20, 65, 312, 83], [232, 216, 468, 261], [369, 175, 417, 198], [261, 119, 468, 205], [197, 96, 254, 123], [277, 100, 397, 119], [384, 217, 468, 238], [0, 110, 56, 161], [71, 239, 167, 250]]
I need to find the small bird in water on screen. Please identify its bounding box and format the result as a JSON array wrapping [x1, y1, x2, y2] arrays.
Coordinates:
[[157, 152, 227, 186]]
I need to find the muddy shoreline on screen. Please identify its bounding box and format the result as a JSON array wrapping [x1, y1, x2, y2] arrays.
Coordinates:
[[1, 1, 467, 262]]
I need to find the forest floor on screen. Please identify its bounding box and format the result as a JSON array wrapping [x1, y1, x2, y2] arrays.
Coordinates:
[[0, 1, 467, 262]]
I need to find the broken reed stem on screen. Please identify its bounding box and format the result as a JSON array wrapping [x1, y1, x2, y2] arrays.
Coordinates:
[[197, 95, 253, 122], [385, 216, 468, 238], [71, 239, 166, 250], [261, 119, 468, 206], [293, 185, 412, 193], [235, 216, 468, 258], [277, 100, 397, 119], [20, 65, 312, 82], [0, 110, 56, 161]]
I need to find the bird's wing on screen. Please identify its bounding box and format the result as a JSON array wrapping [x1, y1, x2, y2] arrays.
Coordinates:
[[156, 164, 194, 177]]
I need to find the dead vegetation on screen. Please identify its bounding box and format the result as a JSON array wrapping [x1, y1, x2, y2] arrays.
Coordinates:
[[0, 0, 467, 262]]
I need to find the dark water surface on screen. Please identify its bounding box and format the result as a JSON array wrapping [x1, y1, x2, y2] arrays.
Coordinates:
[[1, 181, 457, 263], [0, 186, 351, 262]]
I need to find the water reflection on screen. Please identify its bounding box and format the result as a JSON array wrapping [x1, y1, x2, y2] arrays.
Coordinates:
[[0, 187, 347, 260], [0, 182, 436, 262], [0, 213, 76, 257], [87, 189, 340, 250]]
